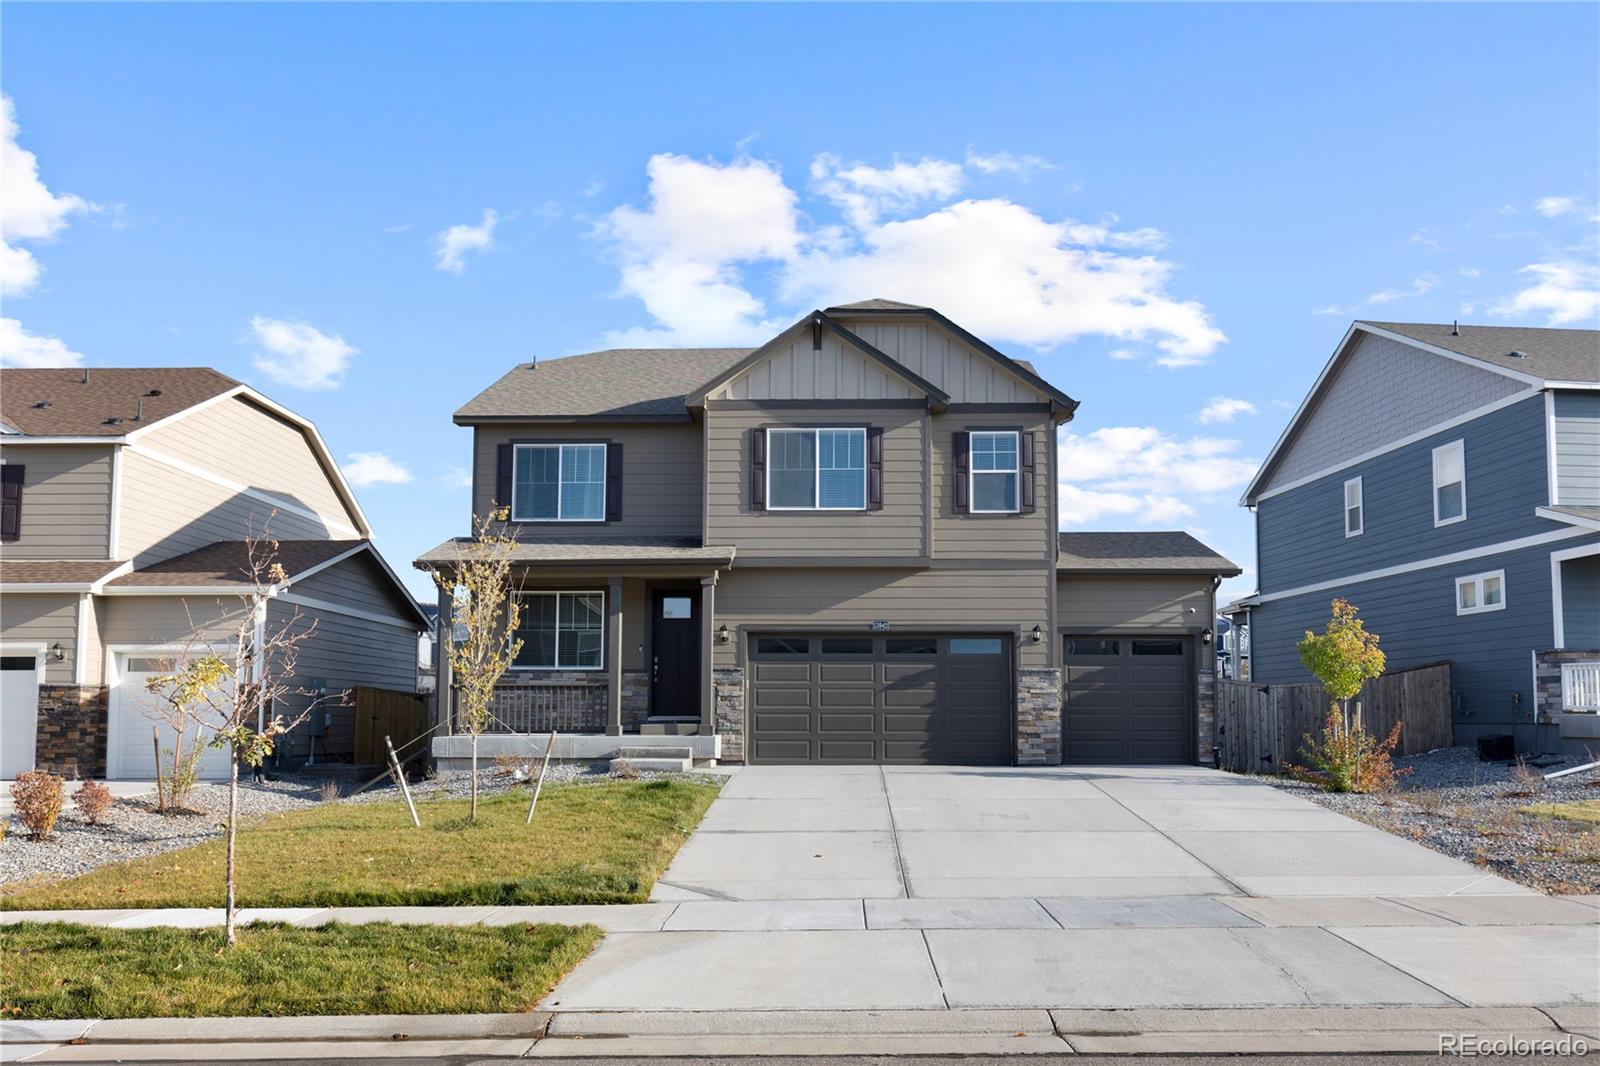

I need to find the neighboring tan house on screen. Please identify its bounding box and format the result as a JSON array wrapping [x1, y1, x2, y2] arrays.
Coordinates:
[[1231, 322, 1600, 755], [418, 299, 1240, 767], [0, 367, 428, 780]]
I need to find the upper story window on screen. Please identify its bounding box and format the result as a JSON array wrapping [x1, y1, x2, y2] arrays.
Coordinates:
[[512, 443, 606, 522], [1455, 570, 1504, 616], [1432, 439, 1465, 527], [767, 428, 866, 510], [513, 590, 604, 670], [1344, 476, 1363, 537], [0, 465, 23, 543], [971, 431, 1020, 513]]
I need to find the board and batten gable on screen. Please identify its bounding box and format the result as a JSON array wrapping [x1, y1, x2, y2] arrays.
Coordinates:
[[1553, 392, 1600, 507], [0, 444, 114, 559], [1256, 394, 1551, 593], [704, 402, 926, 560], [835, 316, 1049, 404], [704, 331, 924, 403], [471, 422, 703, 539], [1257, 331, 1530, 496]]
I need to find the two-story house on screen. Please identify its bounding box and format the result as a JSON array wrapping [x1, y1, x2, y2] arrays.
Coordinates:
[[418, 299, 1240, 767], [0, 367, 427, 780], [1233, 322, 1600, 755]]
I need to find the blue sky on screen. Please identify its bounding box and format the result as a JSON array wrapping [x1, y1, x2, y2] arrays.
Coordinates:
[[4, 3, 1597, 601]]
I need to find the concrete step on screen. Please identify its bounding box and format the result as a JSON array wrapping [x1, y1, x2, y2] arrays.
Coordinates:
[[612, 756, 693, 772], [639, 720, 701, 736], [613, 746, 693, 760]]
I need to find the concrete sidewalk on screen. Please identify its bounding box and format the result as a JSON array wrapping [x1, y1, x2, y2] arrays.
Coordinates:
[[4, 1005, 1595, 1060]]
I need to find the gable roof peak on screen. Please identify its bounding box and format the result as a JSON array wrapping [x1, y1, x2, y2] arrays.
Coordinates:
[[827, 297, 930, 312]]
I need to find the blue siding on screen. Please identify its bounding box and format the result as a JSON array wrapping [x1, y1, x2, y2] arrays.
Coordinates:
[[1257, 395, 1548, 592], [1250, 532, 1600, 752], [1554, 391, 1600, 507], [1562, 554, 1600, 649]]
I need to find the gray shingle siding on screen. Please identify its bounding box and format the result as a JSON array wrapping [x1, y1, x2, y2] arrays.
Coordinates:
[[1257, 395, 1550, 592], [1554, 391, 1600, 507], [1249, 532, 1600, 752]]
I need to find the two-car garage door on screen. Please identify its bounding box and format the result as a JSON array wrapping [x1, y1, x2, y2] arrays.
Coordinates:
[[747, 633, 1013, 765]]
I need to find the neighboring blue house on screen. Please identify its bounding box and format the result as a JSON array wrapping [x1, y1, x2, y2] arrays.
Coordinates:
[[1231, 321, 1600, 755]]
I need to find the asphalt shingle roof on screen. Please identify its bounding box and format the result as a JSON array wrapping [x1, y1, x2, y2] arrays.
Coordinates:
[[454, 349, 751, 422], [0, 560, 126, 585], [0, 368, 239, 437], [1543, 504, 1600, 526], [1057, 531, 1241, 575], [1361, 322, 1599, 384], [415, 536, 736, 568], [106, 540, 365, 587]]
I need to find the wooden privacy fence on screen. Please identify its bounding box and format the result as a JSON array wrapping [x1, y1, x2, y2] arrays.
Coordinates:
[[1216, 661, 1452, 774], [352, 687, 430, 766]]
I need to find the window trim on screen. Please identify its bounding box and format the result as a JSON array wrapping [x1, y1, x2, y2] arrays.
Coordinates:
[[969, 430, 1021, 514], [511, 442, 608, 524], [1432, 439, 1466, 528], [764, 427, 868, 512], [1344, 475, 1364, 538], [510, 590, 606, 671], [1454, 569, 1505, 616]]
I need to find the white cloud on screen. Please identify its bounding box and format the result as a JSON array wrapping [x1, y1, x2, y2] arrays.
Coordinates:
[[343, 452, 413, 487], [439, 465, 473, 490], [1196, 396, 1256, 424], [1535, 196, 1578, 218], [0, 316, 84, 367], [964, 149, 1055, 179], [599, 152, 1225, 362], [1408, 230, 1446, 252], [1, 94, 95, 297], [434, 209, 498, 274], [1312, 304, 1347, 316], [1490, 262, 1600, 326], [1459, 267, 1481, 278], [1058, 425, 1257, 528], [1109, 348, 1139, 361], [1364, 273, 1437, 305], [249, 316, 358, 390]]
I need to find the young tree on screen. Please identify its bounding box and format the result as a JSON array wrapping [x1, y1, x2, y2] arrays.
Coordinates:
[[432, 509, 524, 822], [1297, 597, 1393, 792], [148, 530, 341, 946]]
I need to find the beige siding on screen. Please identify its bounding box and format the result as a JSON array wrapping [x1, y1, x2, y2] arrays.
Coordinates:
[[80, 594, 104, 686], [932, 410, 1053, 560], [708, 333, 924, 402], [118, 449, 335, 566], [290, 551, 417, 620], [704, 404, 925, 559], [98, 594, 252, 648], [472, 424, 703, 539], [838, 318, 1047, 404], [266, 599, 419, 760], [1056, 575, 1212, 632], [135, 396, 357, 528], [0, 445, 113, 559], [622, 578, 647, 671], [0, 592, 79, 684], [715, 567, 1052, 669]]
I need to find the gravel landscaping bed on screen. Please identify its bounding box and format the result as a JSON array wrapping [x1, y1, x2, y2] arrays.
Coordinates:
[[1262, 746, 1600, 893], [2, 762, 711, 888]]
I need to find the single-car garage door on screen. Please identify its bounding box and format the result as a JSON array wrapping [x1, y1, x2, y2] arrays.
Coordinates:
[[1, 655, 40, 778], [747, 634, 1013, 765], [108, 655, 233, 781], [1062, 635, 1193, 765]]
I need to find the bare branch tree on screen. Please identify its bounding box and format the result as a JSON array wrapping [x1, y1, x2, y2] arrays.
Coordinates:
[[432, 509, 523, 822]]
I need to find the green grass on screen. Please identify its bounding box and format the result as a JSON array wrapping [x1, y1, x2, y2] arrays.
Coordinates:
[[2, 779, 718, 910], [0, 921, 602, 1019], [1522, 799, 1600, 825]]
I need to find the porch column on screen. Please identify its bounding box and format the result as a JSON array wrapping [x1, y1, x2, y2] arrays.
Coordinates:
[[699, 574, 716, 736], [434, 581, 453, 735], [606, 577, 624, 736]]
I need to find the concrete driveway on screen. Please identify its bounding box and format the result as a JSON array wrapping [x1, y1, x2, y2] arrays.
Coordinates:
[[654, 764, 1526, 901]]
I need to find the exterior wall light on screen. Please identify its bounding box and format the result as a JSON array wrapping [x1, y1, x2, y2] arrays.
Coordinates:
[[1202, 628, 1214, 645], [717, 624, 731, 644], [1030, 625, 1043, 643], [49, 642, 65, 662]]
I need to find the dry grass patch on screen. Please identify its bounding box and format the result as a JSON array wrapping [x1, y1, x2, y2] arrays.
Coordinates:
[[1523, 799, 1600, 826]]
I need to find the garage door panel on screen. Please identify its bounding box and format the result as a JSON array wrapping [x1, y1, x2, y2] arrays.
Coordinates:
[[753, 739, 814, 761], [818, 739, 878, 761], [882, 710, 934, 733], [819, 663, 875, 682], [1064, 635, 1192, 766], [882, 687, 938, 709], [883, 664, 938, 684], [818, 687, 877, 708], [753, 687, 813, 709], [753, 663, 813, 682]]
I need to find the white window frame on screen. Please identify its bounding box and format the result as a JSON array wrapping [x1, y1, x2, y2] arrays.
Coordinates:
[[764, 427, 868, 512], [511, 590, 606, 671], [970, 430, 1021, 514], [1432, 439, 1466, 528], [1344, 476, 1364, 538], [511, 443, 607, 523], [1454, 569, 1505, 617]]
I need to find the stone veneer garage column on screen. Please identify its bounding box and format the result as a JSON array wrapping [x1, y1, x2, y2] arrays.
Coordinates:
[[713, 667, 746, 762], [35, 685, 109, 778], [1016, 667, 1062, 765]]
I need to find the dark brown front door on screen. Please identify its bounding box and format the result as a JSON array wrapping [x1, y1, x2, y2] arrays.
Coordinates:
[[650, 590, 700, 717]]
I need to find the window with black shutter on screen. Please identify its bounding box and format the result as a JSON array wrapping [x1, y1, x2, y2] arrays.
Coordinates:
[[1, 465, 23, 542]]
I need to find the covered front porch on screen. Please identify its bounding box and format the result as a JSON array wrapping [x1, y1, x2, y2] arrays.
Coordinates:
[[420, 537, 737, 764]]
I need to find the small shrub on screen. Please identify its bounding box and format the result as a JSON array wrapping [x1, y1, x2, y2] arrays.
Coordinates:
[[1297, 709, 1408, 794], [163, 732, 208, 812], [609, 758, 640, 780], [10, 771, 65, 840], [72, 780, 115, 825], [1507, 756, 1543, 797], [491, 754, 532, 782], [318, 779, 341, 803]]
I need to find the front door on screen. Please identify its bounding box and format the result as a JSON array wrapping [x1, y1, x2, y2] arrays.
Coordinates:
[[650, 590, 700, 717]]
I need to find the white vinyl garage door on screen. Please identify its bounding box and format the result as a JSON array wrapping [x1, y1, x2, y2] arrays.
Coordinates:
[[108, 655, 233, 781], [1, 655, 41, 778]]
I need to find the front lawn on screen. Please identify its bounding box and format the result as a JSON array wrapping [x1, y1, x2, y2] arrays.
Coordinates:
[[2, 779, 717, 910], [0, 921, 600, 1019], [1524, 799, 1600, 825]]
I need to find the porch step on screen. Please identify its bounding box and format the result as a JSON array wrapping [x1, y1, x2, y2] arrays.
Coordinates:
[[610, 746, 694, 773], [639, 720, 701, 736], [615, 757, 694, 772]]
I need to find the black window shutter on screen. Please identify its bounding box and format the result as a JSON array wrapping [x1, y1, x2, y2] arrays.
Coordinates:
[[495, 444, 513, 516], [605, 443, 624, 522], [750, 429, 766, 510], [0, 465, 22, 542], [952, 432, 970, 514], [1019, 431, 1036, 513], [866, 427, 884, 511]]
